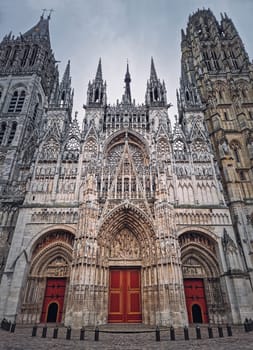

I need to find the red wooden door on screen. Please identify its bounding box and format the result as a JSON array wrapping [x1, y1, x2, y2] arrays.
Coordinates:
[[184, 278, 208, 323], [108, 269, 142, 323], [41, 278, 66, 323]]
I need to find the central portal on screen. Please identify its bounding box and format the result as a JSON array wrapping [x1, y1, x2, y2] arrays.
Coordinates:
[[108, 268, 142, 323]]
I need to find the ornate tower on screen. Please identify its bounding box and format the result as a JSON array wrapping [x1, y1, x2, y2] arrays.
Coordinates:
[[180, 8, 253, 319], [84, 58, 106, 130], [0, 13, 58, 280]]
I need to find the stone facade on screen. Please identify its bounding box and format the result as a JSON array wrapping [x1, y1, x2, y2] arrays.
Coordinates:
[[0, 10, 252, 328]]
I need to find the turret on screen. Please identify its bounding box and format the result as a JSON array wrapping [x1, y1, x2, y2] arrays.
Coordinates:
[[145, 57, 167, 107], [86, 58, 106, 106]]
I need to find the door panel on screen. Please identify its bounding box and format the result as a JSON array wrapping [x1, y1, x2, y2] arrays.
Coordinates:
[[184, 278, 208, 323], [41, 278, 66, 323], [108, 269, 142, 323]]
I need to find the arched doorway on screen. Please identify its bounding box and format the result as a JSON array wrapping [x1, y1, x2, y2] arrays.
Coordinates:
[[19, 230, 74, 324], [47, 302, 58, 322], [97, 204, 157, 325], [192, 304, 203, 323], [179, 230, 225, 324]]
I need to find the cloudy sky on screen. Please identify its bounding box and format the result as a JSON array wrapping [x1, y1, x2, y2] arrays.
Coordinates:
[[0, 0, 253, 124]]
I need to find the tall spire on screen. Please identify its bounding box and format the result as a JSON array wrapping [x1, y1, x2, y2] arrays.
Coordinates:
[[61, 60, 71, 87], [86, 58, 106, 106], [145, 58, 167, 106], [122, 62, 132, 104], [95, 58, 103, 81], [150, 57, 158, 81]]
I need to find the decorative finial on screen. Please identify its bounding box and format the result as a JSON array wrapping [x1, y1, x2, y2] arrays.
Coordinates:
[[48, 9, 54, 19], [41, 8, 47, 18]]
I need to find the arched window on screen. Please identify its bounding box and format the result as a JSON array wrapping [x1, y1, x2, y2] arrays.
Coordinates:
[[7, 121, 17, 145], [16, 90, 26, 112], [8, 90, 26, 113], [0, 122, 6, 145], [21, 46, 30, 67], [60, 91, 65, 106], [10, 46, 18, 66], [3, 46, 11, 66], [94, 88, 99, 102], [154, 87, 159, 101], [29, 45, 38, 66]]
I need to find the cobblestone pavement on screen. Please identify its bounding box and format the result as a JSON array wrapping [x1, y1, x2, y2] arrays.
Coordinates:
[[1, 324, 253, 350]]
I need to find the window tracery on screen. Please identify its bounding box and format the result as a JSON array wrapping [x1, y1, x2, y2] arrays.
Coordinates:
[[8, 90, 26, 113]]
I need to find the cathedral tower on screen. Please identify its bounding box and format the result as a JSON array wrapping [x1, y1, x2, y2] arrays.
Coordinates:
[[180, 8, 253, 318]]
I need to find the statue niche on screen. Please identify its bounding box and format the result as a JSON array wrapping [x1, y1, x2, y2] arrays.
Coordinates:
[[110, 229, 140, 259]]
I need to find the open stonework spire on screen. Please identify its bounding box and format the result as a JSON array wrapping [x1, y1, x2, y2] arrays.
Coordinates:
[[95, 58, 103, 81], [150, 57, 158, 81], [121, 62, 132, 104]]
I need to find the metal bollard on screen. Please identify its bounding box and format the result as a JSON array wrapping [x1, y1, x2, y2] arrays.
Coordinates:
[[80, 327, 85, 340], [53, 327, 58, 339], [66, 326, 71, 340], [184, 326, 189, 340], [10, 323, 16, 333], [196, 325, 201, 339], [6, 321, 11, 331], [244, 319, 249, 332], [155, 326, 160, 341], [32, 325, 37, 337], [94, 326, 99, 341], [170, 325, 175, 341], [42, 325, 47, 338], [208, 325, 213, 338], [227, 324, 232, 337], [218, 325, 223, 337]]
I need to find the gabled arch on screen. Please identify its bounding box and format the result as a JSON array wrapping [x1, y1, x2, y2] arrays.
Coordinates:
[[104, 129, 149, 160], [98, 203, 156, 262]]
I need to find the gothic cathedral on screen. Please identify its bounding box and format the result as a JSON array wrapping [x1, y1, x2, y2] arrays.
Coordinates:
[[0, 9, 253, 327]]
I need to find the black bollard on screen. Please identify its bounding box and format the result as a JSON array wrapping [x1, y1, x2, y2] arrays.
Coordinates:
[[155, 326, 160, 341], [196, 325, 201, 339], [42, 325, 47, 338], [244, 319, 249, 332], [10, 323, 16, 333], [170, 325, 175, 341], [218, 325, 223, 337], [32, 325, 37, 337], [227, 324, 232, 337], [53, 327, 58, 339], [94, 326, 99, 341], [66, 326, 71, 340], [80, 327, 85, 340], [208, 325, 213, 339], [249, 319, 253, 332], [5, 321, 11, 331], [184, 326, 189, 340]]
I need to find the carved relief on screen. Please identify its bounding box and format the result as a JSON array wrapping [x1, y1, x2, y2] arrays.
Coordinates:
[[179, 231, 216, 253], [32, 231, 74, 258], [46, 257, 69, 277], [110, 229, 140, 259]]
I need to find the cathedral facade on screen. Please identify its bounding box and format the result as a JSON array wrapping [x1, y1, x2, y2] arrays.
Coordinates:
[[0, 9, 253, 328]]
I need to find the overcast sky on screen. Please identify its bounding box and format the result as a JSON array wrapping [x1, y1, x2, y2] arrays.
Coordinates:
[[0, 0, 253, 124]]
